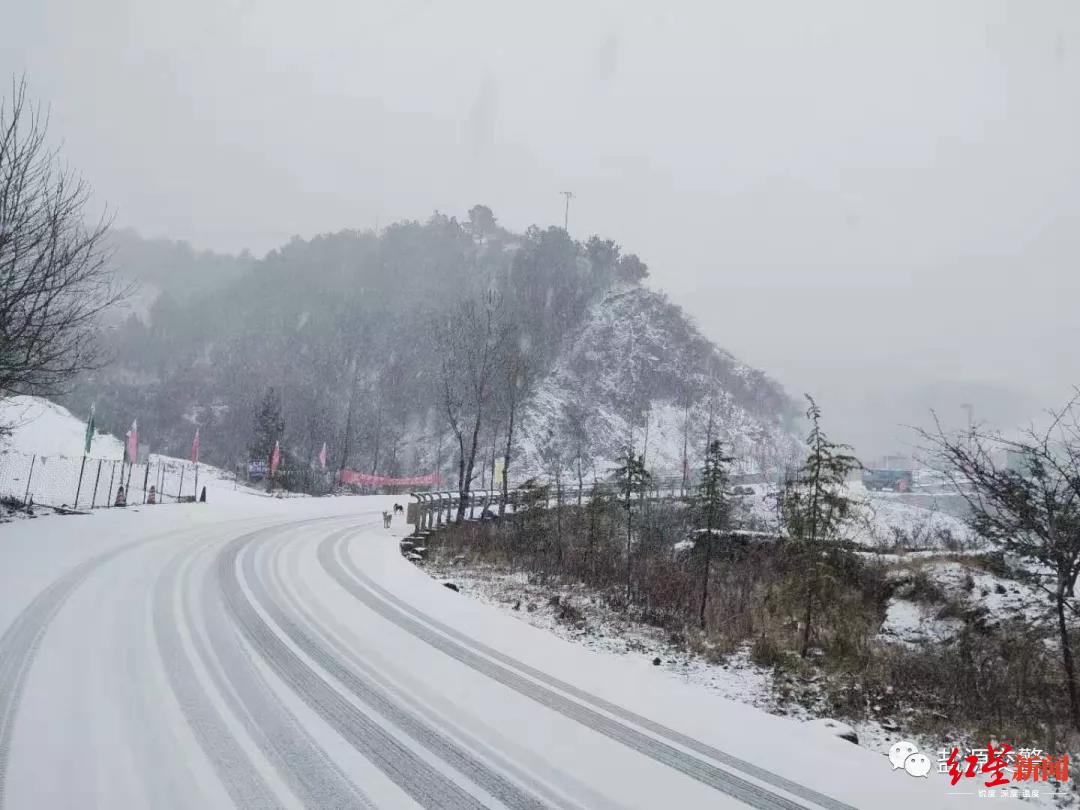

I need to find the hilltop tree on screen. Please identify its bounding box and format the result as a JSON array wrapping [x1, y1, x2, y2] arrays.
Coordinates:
[[0, 77, 125, 405], [778, 396, 861, 656], [695, 439, 734, 628], [616, 253, 649, 283], [922, 395, 1080, 732], [466, 204, 497, 237]]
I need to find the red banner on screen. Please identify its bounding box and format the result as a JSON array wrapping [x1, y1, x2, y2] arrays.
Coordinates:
[[338, 470, 442, 487]]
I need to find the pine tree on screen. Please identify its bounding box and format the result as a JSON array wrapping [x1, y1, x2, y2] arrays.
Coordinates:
[[696, 439, 734, 629], [250, 387, 285, 464], [613, 450, 651, 604], [778, 396, 861, 656]]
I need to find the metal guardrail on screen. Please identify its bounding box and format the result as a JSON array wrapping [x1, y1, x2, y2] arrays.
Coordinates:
[[406, 475, 716, 535]]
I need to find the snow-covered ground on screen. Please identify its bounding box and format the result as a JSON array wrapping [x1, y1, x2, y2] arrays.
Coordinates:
[[0, 396, 124, 459], [0, 395, 259, 512], [0, 487, 1004, 807], [0, 397, 1054, 806]]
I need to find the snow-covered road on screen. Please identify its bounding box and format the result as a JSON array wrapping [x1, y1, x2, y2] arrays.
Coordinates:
[[0, 496, 1000, 808]]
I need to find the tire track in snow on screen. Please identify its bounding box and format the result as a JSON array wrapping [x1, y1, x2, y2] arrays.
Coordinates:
[[190, 532, 378, 810], [0, 533, 181, 808], [217, 527, 501, 810], [153, 537, 287, 809], [321, 530, 857, 810], [262, 527, 605, 810]]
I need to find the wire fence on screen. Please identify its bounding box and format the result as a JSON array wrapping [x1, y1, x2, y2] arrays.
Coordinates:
[[0, 450, 204, 511]]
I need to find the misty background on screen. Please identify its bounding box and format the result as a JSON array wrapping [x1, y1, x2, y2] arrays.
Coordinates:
[[3, 0, 1078, 460]]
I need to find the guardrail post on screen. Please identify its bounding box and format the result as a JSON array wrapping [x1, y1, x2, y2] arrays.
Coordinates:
[[74, 455, 88, 509], [106, 460, 117, 507]]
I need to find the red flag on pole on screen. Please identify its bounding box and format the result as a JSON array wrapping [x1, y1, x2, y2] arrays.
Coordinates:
[[318, 442, 327, 470], [125, 420, 138, 464], [191, 428, 200, 464], [270, 440, 281, 475]]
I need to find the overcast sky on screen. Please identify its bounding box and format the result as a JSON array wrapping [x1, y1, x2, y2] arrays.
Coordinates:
[[3, 1, 1078, 457]]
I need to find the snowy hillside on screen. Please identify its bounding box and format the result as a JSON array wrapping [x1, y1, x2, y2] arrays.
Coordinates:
[[516, 285, 798, 479], [0, 395, 251, 510], [0, 396, 123, 459]]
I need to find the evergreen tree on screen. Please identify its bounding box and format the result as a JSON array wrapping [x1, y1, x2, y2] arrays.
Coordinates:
[[251, 387, 285, 464], [695, 439, 734, 629], [778, 396, 861, 656], [613, 450, 651, 604]]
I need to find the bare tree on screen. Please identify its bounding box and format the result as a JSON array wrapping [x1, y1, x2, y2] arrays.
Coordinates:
[[437, 292, 504, 523], [497, 329, 529, 517], [561, 400, 592, 507], [921, 395, 1080, 732], [0, 78, 124, 403]]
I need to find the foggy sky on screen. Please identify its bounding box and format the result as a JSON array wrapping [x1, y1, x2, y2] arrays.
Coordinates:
[[3, 1, 1078, 458]]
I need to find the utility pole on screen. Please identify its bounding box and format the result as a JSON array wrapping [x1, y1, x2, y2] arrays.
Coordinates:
[[560, 191, 575, 232]]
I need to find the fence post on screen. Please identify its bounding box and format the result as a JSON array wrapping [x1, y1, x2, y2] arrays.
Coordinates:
[[142, 463, 151, 504], [90, 460, 103, 508], [74, 455, 88, 509], [23, 455, 36, 506], [178, 465, 185, 500], [106, 461, 117, 507]]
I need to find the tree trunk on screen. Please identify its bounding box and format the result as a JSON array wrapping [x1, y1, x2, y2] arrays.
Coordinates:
[[555, 479, 563, 569], [457, 410, 483, 523], [370, 410, 381, 476], [699, 499, 715, 630], [625, 493, 633, 605], [585, 498, 596, 584], [1057, 582, 1080, 732], [699, 536, 713, 630], [499, 400, 516, 517], [340, 371, 358, 471], [801, 573, 814, 657]]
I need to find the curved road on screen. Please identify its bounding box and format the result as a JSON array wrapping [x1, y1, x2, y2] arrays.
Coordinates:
[[0, 497, 969, 808]]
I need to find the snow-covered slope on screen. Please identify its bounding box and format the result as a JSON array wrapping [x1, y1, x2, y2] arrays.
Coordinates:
[[0, 396, 123, 459], [0, 395, 252, 509], [515, 285, 798, 479]]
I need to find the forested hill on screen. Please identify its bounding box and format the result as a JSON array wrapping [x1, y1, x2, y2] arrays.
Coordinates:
[[65, 207, 798, 481]]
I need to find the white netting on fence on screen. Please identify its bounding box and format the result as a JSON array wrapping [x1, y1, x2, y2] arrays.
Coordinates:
[[0, 450, 204, 510]]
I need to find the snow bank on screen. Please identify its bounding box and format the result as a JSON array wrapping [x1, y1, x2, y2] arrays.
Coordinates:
[[0, 396, 123, 459]]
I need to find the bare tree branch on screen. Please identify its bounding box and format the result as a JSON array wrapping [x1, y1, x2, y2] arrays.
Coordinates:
[[0, 76, 127, 405]]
